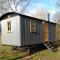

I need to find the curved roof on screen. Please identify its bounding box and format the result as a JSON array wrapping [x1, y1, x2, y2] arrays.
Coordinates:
[[0, 12, 56, 24], [0, 12, 20, 20]]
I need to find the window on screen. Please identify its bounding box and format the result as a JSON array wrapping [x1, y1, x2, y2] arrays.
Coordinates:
[[7, 21, 11, 32], [30, 20, 36, 32]]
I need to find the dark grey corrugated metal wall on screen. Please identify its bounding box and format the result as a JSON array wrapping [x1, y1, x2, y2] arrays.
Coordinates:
[[20, 15, 56, 46], [49, 23, 56, 42], [21, 16, 43, 46]]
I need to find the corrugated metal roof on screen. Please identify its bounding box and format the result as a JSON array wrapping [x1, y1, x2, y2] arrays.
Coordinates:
[[0, 12, 56, 24]]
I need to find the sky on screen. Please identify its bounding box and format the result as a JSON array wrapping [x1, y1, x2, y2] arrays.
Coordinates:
[[0, 0, 59, 22], [24, 0, 58, 22], [26, 0, 56, 14]]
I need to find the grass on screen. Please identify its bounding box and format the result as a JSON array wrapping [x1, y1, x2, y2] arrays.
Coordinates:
[[32, 50, 60, 60], [1, 35, 60, 60], [30, 41, 60, 60], [0, 36, 27, 60]]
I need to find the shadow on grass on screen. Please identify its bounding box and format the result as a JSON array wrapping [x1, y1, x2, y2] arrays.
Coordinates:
[[7, 53, 28, 60], [28, 44, 47, 55]]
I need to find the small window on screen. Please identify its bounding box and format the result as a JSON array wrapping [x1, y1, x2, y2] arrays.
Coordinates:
[[30, 20, 36, 32], [7, 21, 12, 32]]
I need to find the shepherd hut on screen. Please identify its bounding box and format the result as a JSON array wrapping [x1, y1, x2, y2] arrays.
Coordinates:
[[0, 12, 56, 53]]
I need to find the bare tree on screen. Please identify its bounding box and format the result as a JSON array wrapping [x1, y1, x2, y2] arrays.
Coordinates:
[[54, 0, 60, 40], [8, 0, 30, 13], [54, 12, 60, 23], [55, 0, 60, 8], [54, 12, 60, 40], [0, 0, 10, 15], [0, 0, 30, 16], [32, 8, 48, 20]]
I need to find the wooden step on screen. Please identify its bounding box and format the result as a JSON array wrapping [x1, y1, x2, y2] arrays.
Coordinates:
[[44, 42, 57, 52]]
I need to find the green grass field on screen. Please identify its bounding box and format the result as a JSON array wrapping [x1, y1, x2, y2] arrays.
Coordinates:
[[0, 36, 27, 60], [30, 48, 60, 60], [29, 41, 60, 60], [0, 35, 60, 60]]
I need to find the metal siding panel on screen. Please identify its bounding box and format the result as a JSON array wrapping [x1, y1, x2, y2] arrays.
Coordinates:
[[20, 16, 25, 46], [21, 16, 56, 46], [33, 21, 43, 44], [21, 16, 30, 46], [49, 23, 56, 42], [30, 20, 43, 44], [21, 16, 43, 46], [24, 19, 29, 45]]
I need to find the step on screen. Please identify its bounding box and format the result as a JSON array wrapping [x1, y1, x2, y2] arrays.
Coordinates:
[[44, 42, 57, 52], [48, 45, 52, 47], [46, 43, 50, 46]]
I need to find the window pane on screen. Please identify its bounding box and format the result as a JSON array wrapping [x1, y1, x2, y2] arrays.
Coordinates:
[[30, 20, 36, 32], [7, 21, 11, 32]]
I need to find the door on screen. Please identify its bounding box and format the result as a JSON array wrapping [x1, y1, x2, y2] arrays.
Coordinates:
[[43, 22, 48, 42]]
